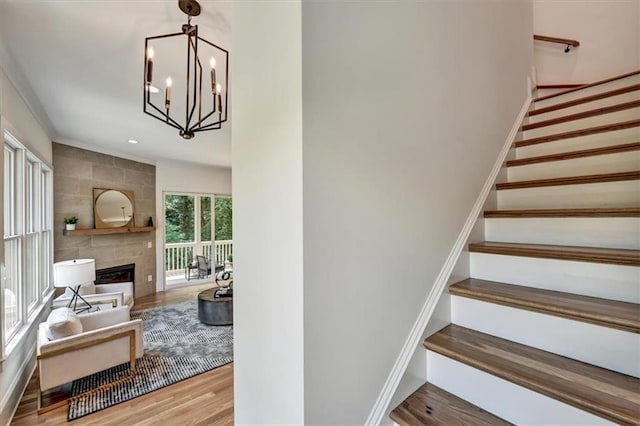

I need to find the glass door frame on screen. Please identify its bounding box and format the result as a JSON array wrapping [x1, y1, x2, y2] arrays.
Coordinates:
[[162, 190, 214, 288]]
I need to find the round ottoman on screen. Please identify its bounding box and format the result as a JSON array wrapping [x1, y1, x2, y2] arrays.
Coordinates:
[[197, 288, 233, 325]]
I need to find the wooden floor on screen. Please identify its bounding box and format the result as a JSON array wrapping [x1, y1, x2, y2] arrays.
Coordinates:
[[10, 283, 234, 425]]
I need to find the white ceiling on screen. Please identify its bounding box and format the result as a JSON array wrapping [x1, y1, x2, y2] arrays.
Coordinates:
[[0, 0, 233, 167]]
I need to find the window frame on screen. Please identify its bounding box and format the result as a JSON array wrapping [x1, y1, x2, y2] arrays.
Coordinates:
[[1, 131, 54, 360]]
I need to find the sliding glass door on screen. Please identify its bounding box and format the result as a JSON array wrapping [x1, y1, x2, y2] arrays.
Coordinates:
[[164, 193, 232, 286], [214, 196, 232, 267]]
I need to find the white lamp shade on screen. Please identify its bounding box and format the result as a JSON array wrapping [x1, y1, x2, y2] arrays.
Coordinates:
[[53, 259, 96, 288]]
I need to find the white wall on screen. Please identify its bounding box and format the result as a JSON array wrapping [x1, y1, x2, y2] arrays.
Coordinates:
[[301, 2, 532, 424], [233, 2, 305, 424], [534, 0, 640, 83], [0, 69, 52, 166], [154, 159, 231, 291], [234, 1, 532, 424], [0, 64, 54, 425]]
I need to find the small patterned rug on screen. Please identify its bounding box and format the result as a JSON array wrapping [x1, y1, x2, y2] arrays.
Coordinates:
[[67, 299, 233, 421]]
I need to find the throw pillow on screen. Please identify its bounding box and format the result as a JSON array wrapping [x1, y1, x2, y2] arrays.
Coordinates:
[[46, 307, 83, 340]]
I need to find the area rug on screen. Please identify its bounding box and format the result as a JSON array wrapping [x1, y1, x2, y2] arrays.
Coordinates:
[[67, 299, 233, 421]]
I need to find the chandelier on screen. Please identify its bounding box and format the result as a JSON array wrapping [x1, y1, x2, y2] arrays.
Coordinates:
[[143, 0, 229, 139]]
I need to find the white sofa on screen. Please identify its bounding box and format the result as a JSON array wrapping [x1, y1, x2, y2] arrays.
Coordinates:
[[53, 282, 135, 310], [37, 305, 143, 413]]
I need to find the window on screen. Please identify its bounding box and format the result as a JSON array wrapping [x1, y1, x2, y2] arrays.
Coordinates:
[[2, 132, 53, 355], [40, 168, 52, 297], [3, 143, 21, 344], [163, 193, 232, 286]]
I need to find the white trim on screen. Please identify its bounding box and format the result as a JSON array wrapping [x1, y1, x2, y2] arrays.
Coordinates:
[[365, 91, 532, 425], [2, 292, 53, 361], [0, 341, 36, 426], [159, 191, 227, 292]]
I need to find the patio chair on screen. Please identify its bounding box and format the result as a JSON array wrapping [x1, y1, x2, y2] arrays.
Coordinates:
[[196, 255, 211, 278], [185, 248, 198, 280]]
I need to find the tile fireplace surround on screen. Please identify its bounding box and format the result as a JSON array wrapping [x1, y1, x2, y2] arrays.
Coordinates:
[[53, 142, 157, 298]]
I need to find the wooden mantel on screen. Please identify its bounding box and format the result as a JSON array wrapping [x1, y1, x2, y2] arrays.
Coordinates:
[[63, 226, 155, 236]]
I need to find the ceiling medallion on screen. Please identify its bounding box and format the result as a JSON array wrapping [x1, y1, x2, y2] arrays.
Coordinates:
[[144, 0, 229, 139]]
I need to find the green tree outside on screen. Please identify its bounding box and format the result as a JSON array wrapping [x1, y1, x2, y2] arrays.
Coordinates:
[[165, 195, 232, 243], [164, 195, 232, 268], [215, 197, 232, 240], [165, 194, 195, 243], [201, 196, 211, 241]]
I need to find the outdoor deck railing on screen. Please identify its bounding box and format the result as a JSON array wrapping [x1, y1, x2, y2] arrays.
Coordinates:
[[165, 240, 233, 275]]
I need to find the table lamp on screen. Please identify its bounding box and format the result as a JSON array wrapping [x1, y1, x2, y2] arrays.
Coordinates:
[[53, 259, 96, 313]]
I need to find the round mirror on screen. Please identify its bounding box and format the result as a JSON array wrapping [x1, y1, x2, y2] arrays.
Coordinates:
[[94, 190, 134, 228]]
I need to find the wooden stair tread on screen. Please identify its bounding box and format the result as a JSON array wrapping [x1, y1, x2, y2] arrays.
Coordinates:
[[424, 325, 640, 425], [534, 69, 640, 102], [507, 142, 640, 167], [530, 84, 640, 117], [522, 100, 640, 131], [537, 84, 586, 89], [495, 170, 640, 190], [450, 278, 640, 333], [483, 207, 640, 218], [389, 381, 512, 426], [515, 119, 640, 148], [468, 241, 640, 266]]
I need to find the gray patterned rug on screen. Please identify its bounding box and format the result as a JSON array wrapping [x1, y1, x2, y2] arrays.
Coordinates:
[[67, 299, 233, 421]]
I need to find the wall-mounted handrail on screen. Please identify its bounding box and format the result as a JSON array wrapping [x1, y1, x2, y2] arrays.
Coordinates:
[[534, 34, 580, 53]]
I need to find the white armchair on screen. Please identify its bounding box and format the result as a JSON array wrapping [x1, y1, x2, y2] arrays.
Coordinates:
[[37, 305, 143, 413], [53, 282, 135, 310]]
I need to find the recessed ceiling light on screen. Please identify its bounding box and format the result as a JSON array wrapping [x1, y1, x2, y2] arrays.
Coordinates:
[[146, 85, 160, 94], [127, 139, 139, 144]]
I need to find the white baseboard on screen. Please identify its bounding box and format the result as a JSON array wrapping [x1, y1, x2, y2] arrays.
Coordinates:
[[0, 342, 36, 426], [365, 92, 533, 425]]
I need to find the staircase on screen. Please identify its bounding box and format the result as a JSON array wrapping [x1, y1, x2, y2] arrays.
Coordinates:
[[390, 70, 640, 425]]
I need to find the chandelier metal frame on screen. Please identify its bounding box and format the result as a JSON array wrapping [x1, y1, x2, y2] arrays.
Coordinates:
[[143, 0, 229, 139]]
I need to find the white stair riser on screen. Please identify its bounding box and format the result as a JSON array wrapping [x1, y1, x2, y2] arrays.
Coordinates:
[[508, 150, 640, 182], [484, 217, 640, 249], [516, 126, 640, 159], [522, 107, 640, 140], [496, 180, 640, 210], [426, 351, 613, 425], [534, 74, 640, 109], [528, 91, 640, 124], [451, 296, 640, 377], [470, 252, 640, 303]]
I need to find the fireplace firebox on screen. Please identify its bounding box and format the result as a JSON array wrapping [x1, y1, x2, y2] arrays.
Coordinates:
[[95, 263, 135, 299]]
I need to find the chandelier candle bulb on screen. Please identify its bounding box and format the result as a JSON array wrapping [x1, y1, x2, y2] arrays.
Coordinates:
[[165, 77, 172, 110], [216, 83, 222, 114], [146, 47, 154, 84], [210, 56, 217, 92]]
